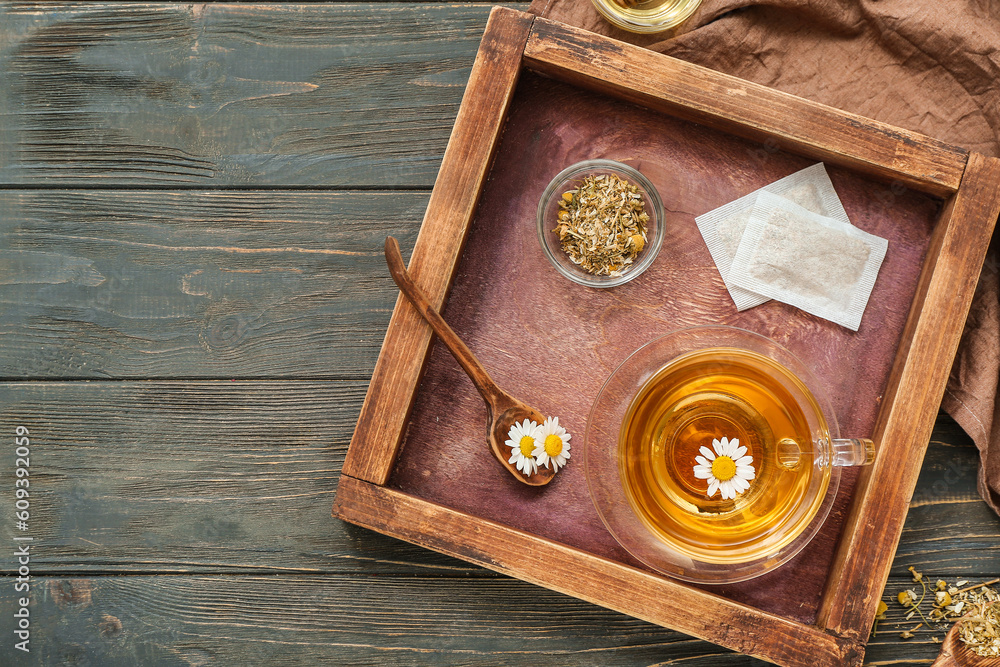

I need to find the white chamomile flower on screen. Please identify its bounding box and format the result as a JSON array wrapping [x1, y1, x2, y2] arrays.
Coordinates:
[[505, 419, 541, 476], [533, 416, 571, 473], [692, 436, 755, 500]]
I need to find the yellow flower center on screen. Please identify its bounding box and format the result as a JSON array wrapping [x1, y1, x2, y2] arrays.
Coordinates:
[[544, 434, 564, 457], [519, 436, 535, 457], [711, 455, 737, 481]]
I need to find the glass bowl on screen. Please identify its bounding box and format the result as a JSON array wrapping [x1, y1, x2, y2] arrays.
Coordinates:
[[537, 159, 665, 289], [591, 0, 701, 34], [584, 326, 845, 584]]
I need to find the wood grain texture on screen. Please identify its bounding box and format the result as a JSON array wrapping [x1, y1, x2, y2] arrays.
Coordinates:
[[335, 476, 863, 667], [895, 421, 1000, 575], [1, 572, 997, 666], [0, 190, 422, 378], [522, 17, 969, 197], [2, 4, 996, 666], [0, 3, 493, 187], [0, 380, 425, 574], [0, 575, 773, 667], [0, 380, 994, 581], [343, 6, 534, 485], [0, 379, 481, 577], [0, 382, 993, 665], [819, 154, 1000, 639]]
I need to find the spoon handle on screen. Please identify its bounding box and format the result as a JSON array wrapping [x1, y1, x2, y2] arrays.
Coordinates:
[[384, 236, 504, 407]]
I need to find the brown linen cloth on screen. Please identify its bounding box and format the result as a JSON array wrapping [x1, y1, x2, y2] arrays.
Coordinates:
[[526, 0, 1000, 514]]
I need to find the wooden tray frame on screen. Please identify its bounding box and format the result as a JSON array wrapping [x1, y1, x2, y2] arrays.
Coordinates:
[[334, 8, 1000, 665]]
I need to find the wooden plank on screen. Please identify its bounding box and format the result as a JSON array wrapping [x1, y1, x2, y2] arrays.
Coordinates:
[[0, 190, 422, 378], [4, 572, 995, 666], [0, 380, 472, 575], [0, 377, 990, 580], [343, 6, 534, 485], [522, 17, 968, 197], [0, 3, 493, 187], [818, 153, 1000, 639], [1, 5, 993, 666], [334, 476, 863, 666], [0, 381, 991, 579], [896, 497, 1000, 573], [0, 575, 770, 666], [896, 419, 1000, 574]]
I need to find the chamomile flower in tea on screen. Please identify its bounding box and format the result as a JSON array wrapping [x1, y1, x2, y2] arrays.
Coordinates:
[[505, 419, 541, 476], [693, 436, 755, 500], [533, 416, 571, 472], [554, 173, 650, 277]]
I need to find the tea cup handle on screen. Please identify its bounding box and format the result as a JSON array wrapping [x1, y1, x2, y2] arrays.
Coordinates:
[[829, 438, 876, 466]]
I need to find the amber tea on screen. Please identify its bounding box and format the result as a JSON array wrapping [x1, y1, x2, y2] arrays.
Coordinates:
[[591, 0, 701, 33], [608, 0, 677, 11], [619, 347, 831, 564]]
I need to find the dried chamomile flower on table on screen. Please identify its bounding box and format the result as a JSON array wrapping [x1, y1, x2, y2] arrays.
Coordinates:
[[875, 571, 1000, 655], [555, 173, 649, 277]]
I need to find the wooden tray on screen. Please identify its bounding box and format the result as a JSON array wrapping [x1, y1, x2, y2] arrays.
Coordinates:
[[333, 8, 1000, 665]]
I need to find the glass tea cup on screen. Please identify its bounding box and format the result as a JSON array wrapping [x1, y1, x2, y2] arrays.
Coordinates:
[[584, 326, 875, 584], [591, 0, 701, 34]]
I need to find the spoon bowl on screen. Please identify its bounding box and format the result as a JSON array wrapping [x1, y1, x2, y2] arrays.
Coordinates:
[[490, 404, 554, 486], [384, 236, 555, 487]]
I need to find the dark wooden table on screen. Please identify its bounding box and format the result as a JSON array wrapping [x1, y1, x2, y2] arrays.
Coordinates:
[[1, 4, 997, 665]]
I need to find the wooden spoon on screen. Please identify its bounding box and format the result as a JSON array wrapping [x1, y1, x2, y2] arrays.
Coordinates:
[[932, 615, 1000, 666], [384, 237, 555, 486]]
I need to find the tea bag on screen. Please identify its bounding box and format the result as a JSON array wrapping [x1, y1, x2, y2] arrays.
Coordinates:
[[696, 163, 851, 310], [728, 191, 888, 331]]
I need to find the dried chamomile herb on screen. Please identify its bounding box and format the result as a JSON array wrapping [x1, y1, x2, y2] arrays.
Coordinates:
[[873, 572, 1000, 655], [958, 592, 1000, 657], [555, 173, 650, 277]]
